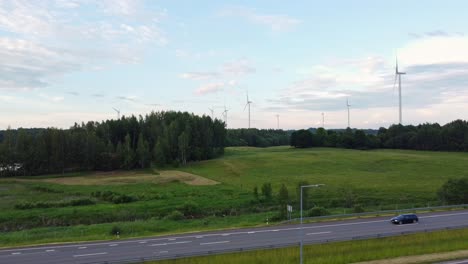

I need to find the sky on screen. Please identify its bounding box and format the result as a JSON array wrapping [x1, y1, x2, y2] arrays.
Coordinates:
[[1, 0, 468, 130]]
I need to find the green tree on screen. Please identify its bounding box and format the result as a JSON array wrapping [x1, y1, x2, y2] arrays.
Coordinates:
[[297, 180, 310, 209], [278, 183, 289, 219], [136, 132, 150, 168], [122, 133, 135, 169], [438, 178, 468, 204], [253, 185, 259, 200], [261, 182, 272, 201]]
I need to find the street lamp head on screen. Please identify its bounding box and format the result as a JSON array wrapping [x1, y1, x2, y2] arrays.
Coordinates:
[[301, 184, 325, 189]]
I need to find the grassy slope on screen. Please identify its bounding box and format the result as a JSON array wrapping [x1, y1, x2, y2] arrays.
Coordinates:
[[182, 147, 468, 206], [1, 147, 468, 247], [147, 228, 468, 264]]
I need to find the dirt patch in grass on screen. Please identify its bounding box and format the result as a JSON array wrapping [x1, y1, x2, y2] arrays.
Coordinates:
[[353, 249, 468, 264], [7, 170, 219, 186]]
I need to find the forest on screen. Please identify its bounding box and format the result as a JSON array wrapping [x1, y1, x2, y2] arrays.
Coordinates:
[[0, 111, 225, 176], [291, 119, 468, 151]]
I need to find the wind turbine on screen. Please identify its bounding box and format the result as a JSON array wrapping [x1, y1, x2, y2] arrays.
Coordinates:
[[393, 57, 406, 124], [112, 107, 121, 119], [208, 107, 215, 120], [275, 114, 280, 129], [244, 92, 252, 128], [321, 112, 325, 128], [346, 99, 351, 128], [222, 105, 229, 126]]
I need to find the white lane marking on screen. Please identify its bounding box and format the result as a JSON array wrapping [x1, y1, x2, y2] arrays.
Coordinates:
[[221, 233, 230, 236], [248, 231, 255, 234], [272, 229, 279, 232], [73, 252, 107, 258], [109, 244, 118, 247], [149, 241, 192, 247], [78, 247, 87, 249], [45, 249, 55, 252], [306, 231, 332, 236], [168, 238, 176, 241], [159, 251, 168, 254], [139, 241, 147, 244], [11, 252, 21, 255], [2, 211, 468, 254], [196, 236, 203, 238], [200, 241, 230, 246]]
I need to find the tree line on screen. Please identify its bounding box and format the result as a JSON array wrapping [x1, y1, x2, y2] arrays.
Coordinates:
[[225, 128, 290, 147], [0, 111, 225, 176], [291, 119, 468, 151]]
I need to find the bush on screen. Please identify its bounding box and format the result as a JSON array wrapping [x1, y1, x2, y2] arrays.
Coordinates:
[[166, 210, 184, 221], [110, 226, 122, 236], [92, 191, 137, 204], [437, 178, 468, 204], [353, 204, 365, 213], [178, 201, 200, 218], [307, 206, 330, 217]]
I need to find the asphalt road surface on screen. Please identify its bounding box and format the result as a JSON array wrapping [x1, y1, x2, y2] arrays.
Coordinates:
[[1, 210, 468, 264]]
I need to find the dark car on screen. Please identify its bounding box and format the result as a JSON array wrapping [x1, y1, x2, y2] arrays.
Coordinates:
[[390, 214, 419, 225]]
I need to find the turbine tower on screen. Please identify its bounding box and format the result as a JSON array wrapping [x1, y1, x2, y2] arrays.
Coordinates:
[[275, 114, 280, 129], [393, 57, 406, 124], [208, 107, 214, 120], [112, 107, 121, 119], [222, 105, 229, 126], [346, 99, 351, 128], [244, 92, 252, 128], [321, 112, 325, 128]]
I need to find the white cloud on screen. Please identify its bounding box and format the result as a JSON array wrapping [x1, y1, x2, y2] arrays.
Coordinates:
[[0, 0, 167, 91], [179, 72, 220, 80], [195, 83, 224, 95], [399, 36, 468, 66], [220, 6, 300, 32]]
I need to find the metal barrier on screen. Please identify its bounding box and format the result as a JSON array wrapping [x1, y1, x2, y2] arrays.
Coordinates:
[[287, 203, 468, 223], [80, 224, 468, 264]]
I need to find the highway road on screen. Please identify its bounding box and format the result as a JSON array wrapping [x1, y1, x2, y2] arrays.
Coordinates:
[[1, 210, 468, 264]]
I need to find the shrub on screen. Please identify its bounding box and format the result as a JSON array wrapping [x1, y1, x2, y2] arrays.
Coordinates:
[[110, 226, 122, 236], [166, 210, 184, 220], [178, 201, 200, 218], [353, 204, 365, 213], [437, 177, 468, 204], [307, 206, 330, 217]]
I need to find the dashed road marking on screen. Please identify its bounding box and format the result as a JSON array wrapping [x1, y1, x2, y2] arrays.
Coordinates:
[[200, 241, 230, 246], [78, 247, 87, 249], [11, 252, 21, 255], [306, 231, 332, 235], [109, 244, 118, 247], [149, 241, 191, 247], [73, 252, 107, 258], [45, 249, 55, 252]]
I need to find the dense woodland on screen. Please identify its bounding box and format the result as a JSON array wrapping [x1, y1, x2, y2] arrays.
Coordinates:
[[0, 111, 225, 176], [225, 128, 290, 147], [1, 116, 468, 177], [291, 119, 468, 151]]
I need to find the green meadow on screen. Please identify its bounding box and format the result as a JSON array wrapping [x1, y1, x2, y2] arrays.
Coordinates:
[[1, 147, 467, 247]]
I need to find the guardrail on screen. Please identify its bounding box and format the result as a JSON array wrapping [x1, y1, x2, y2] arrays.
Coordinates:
[[287, 203, 468, 223], [80, 223, 468, 264]]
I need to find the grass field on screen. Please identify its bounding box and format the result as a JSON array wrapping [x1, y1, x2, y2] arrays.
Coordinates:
[[146, 228, 468, 264], [1, 146, 468, 247]]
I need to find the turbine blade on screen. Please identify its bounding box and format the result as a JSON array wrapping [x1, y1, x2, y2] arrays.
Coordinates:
[[244, 103, 248, 111]]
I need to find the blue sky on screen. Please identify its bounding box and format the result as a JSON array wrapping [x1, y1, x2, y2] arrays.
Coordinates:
[[1, 0, 468, 129]]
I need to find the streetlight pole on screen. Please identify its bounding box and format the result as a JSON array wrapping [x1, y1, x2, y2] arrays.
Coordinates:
[[300, 184, 324, 264]]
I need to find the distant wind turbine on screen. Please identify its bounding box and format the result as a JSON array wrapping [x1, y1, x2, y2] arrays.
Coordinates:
[[321, 112, 325, 128], [275, 114, 280, 129], [222, 105, 229, 126], [393, 57, 406, 124], [112, 107, 121, 119], [346, 99, 351, 128], [244, 91, 253, 128], [208, 107, 215, 120]]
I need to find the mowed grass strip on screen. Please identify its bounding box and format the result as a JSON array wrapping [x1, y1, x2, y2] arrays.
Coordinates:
[[146, 228, 468, 264]]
